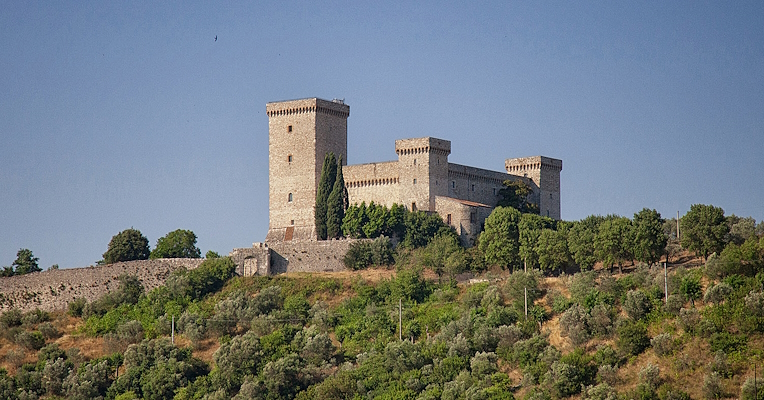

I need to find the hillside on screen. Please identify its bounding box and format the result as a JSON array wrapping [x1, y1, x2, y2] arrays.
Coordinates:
[[0, 249, 762, 400]]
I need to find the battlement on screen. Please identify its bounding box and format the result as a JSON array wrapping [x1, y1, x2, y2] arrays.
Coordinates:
[[266, 98, 350, 118], [395, 137, 451, 156]]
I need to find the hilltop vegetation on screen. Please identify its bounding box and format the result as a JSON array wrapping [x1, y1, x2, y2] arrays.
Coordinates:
[[0, 204, 763, 399]]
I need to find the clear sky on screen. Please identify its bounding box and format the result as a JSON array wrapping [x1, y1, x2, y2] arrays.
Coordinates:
[[2, 1, 763, 269]]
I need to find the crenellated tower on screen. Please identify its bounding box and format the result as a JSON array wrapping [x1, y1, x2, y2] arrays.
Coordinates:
[[265, 98, 349, 241], [395, 137, 451, 211], [505, 156, 562, 219]]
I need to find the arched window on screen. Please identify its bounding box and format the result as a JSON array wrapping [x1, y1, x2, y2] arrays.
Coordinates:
[[288, 193, 293, 202]]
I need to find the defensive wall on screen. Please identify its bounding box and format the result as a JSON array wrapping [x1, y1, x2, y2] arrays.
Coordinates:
[[0, 258, 205, 313], [229, 239, 358, 276]]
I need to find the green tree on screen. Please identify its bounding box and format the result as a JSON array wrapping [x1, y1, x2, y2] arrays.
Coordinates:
[[568, 216, 604, 271], [103, 228, 150, 264], [421, 233, 465, 283], [150, 229, 201, 259], [681, 204, 729, 260], [326, 156, 348, 239], [519, 214, 555, 269], [497, 180, 539, 214], [479, 206, 522, 270], [632, 208, 667, 267], [402, 210, 453, 249], [315, 152, 337, 240], [595, 217, 632, 273], [536, 228, 571, 272], [11, 248, 41, 275], [342, 202, 368, 238]]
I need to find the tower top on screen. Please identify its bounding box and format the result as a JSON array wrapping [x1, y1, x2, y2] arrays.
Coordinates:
[[266, 97, 350, 118]]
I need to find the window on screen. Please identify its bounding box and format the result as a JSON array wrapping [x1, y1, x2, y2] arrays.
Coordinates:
[[413, 178, 417, 184], [470, 212, 476, 223], [471, 184, 475, 192], [451, 181, 455, 188], [287, 154, 293, 163], [413, 159, 417, 165], [411, 202, 417, 211], [446, 214, 451, 225], [290, 220, 294, 225], [493, 188, 496, 196], [287, 125, 293, 133], [288, 193, 293, 202]]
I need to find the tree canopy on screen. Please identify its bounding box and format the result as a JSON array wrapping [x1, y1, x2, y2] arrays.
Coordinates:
[[315, 153, 338, 240], [478, 206, 522, 270], [103, 228, 150, 264], [326, 156, 348, 239], [497, 180, 539, 214], [632, 208, 667, 266], [8, 248, 41, 276], [150, 229, 201, 259], [681, 204, 729, 260]]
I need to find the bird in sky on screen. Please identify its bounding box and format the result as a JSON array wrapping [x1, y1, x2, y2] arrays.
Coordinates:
[[215, 35, 217, 41]]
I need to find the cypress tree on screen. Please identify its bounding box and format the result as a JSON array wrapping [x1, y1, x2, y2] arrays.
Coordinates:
[[326, 156, 347, 239], [315, 152, 337, 240]]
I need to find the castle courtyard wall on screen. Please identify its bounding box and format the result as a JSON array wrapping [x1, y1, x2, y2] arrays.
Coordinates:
[[343, 162, 401, 208]]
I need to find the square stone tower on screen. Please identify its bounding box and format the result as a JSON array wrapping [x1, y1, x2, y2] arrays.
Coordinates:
[[395, 137, 451, 211], [505, 156, 562, 220], [265, 98, 350, 242]]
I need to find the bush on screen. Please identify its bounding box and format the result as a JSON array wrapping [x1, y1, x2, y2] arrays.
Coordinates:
[[343, 237, 394, 270], [559, 304, 589, 346], [741, 376, 764, 400], [710, 351, 731, 378], [624, 290, 652, 320], [588, 304, 613, 336], [582, 383, 617, 400], [0, 309, 22, 329], [616, 321, 650, 356], [68, 297, 87, 317], [664, 294, 685, 315], [38, 322, 60, 340], [651, 333, 674, 356], [22, 309, 50, 327], [16, 331, 45, 351], [745, 291, 764, 317], [702, 371, 723, 400], [709, 332, 747, 353], [678, 308, 701, 334], [638, 363, 661, 390], [704, 282, 732, 305]]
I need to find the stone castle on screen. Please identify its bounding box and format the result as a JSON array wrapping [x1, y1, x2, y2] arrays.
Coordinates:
[[264, 97, 562, 246]]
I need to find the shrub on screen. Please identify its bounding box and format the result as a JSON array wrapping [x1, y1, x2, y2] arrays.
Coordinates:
[[559, 304, 589, 346], [616, 321, 650, 356], [0, 309, 23, 328], [651, 333, 674, 356], [710, 351, 731, 378], [16, 331, 45, 350], [664, 294, 685, 315], [704, 282, 732, 305], [588, 304, 613, 336], [638, 363, 661, 390], [745, 291, 764, 317], [68, 297, 87, 317], [678, 308, 701, 334], [22, 309, 50, 327], [741, 376, 764, 400], [624, 290, 651, 320], [42, 357, 73, 396], [702, 371, 723, 400], [38, 322, 60, 340], [597, 364, 618, 385], [709, 332, 747, 354], [582, 383, 617, 400]]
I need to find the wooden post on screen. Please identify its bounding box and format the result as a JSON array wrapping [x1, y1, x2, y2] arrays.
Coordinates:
[[524, 287, 528, 320], [664, 262, 668, 304]]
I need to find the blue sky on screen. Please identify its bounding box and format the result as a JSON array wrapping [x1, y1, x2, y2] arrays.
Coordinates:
[[2, 1, 763, 269]]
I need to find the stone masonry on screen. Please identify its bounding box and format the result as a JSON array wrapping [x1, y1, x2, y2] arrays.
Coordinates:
[[0, 258, 204, 312], [265, 97, 562, 246]]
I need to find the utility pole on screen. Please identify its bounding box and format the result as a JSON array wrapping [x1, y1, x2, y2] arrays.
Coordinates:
[[171, 316, 175, 345], [677, 211, 680, 240], [399, 298, 402, 341], [664, 262, 668, 304]]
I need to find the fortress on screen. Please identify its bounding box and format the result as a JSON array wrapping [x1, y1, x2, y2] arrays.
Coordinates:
[[264, 97, 562, 246]]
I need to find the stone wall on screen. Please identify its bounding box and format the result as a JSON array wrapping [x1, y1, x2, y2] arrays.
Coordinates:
[[229, 243, 270, 276], [265, 239, 359, 274], [0, 258, 205, 312], [344, 161, 401, 208]]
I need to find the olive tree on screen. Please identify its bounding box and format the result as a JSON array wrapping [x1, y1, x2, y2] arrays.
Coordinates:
[[103, 228, 150, 264]]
